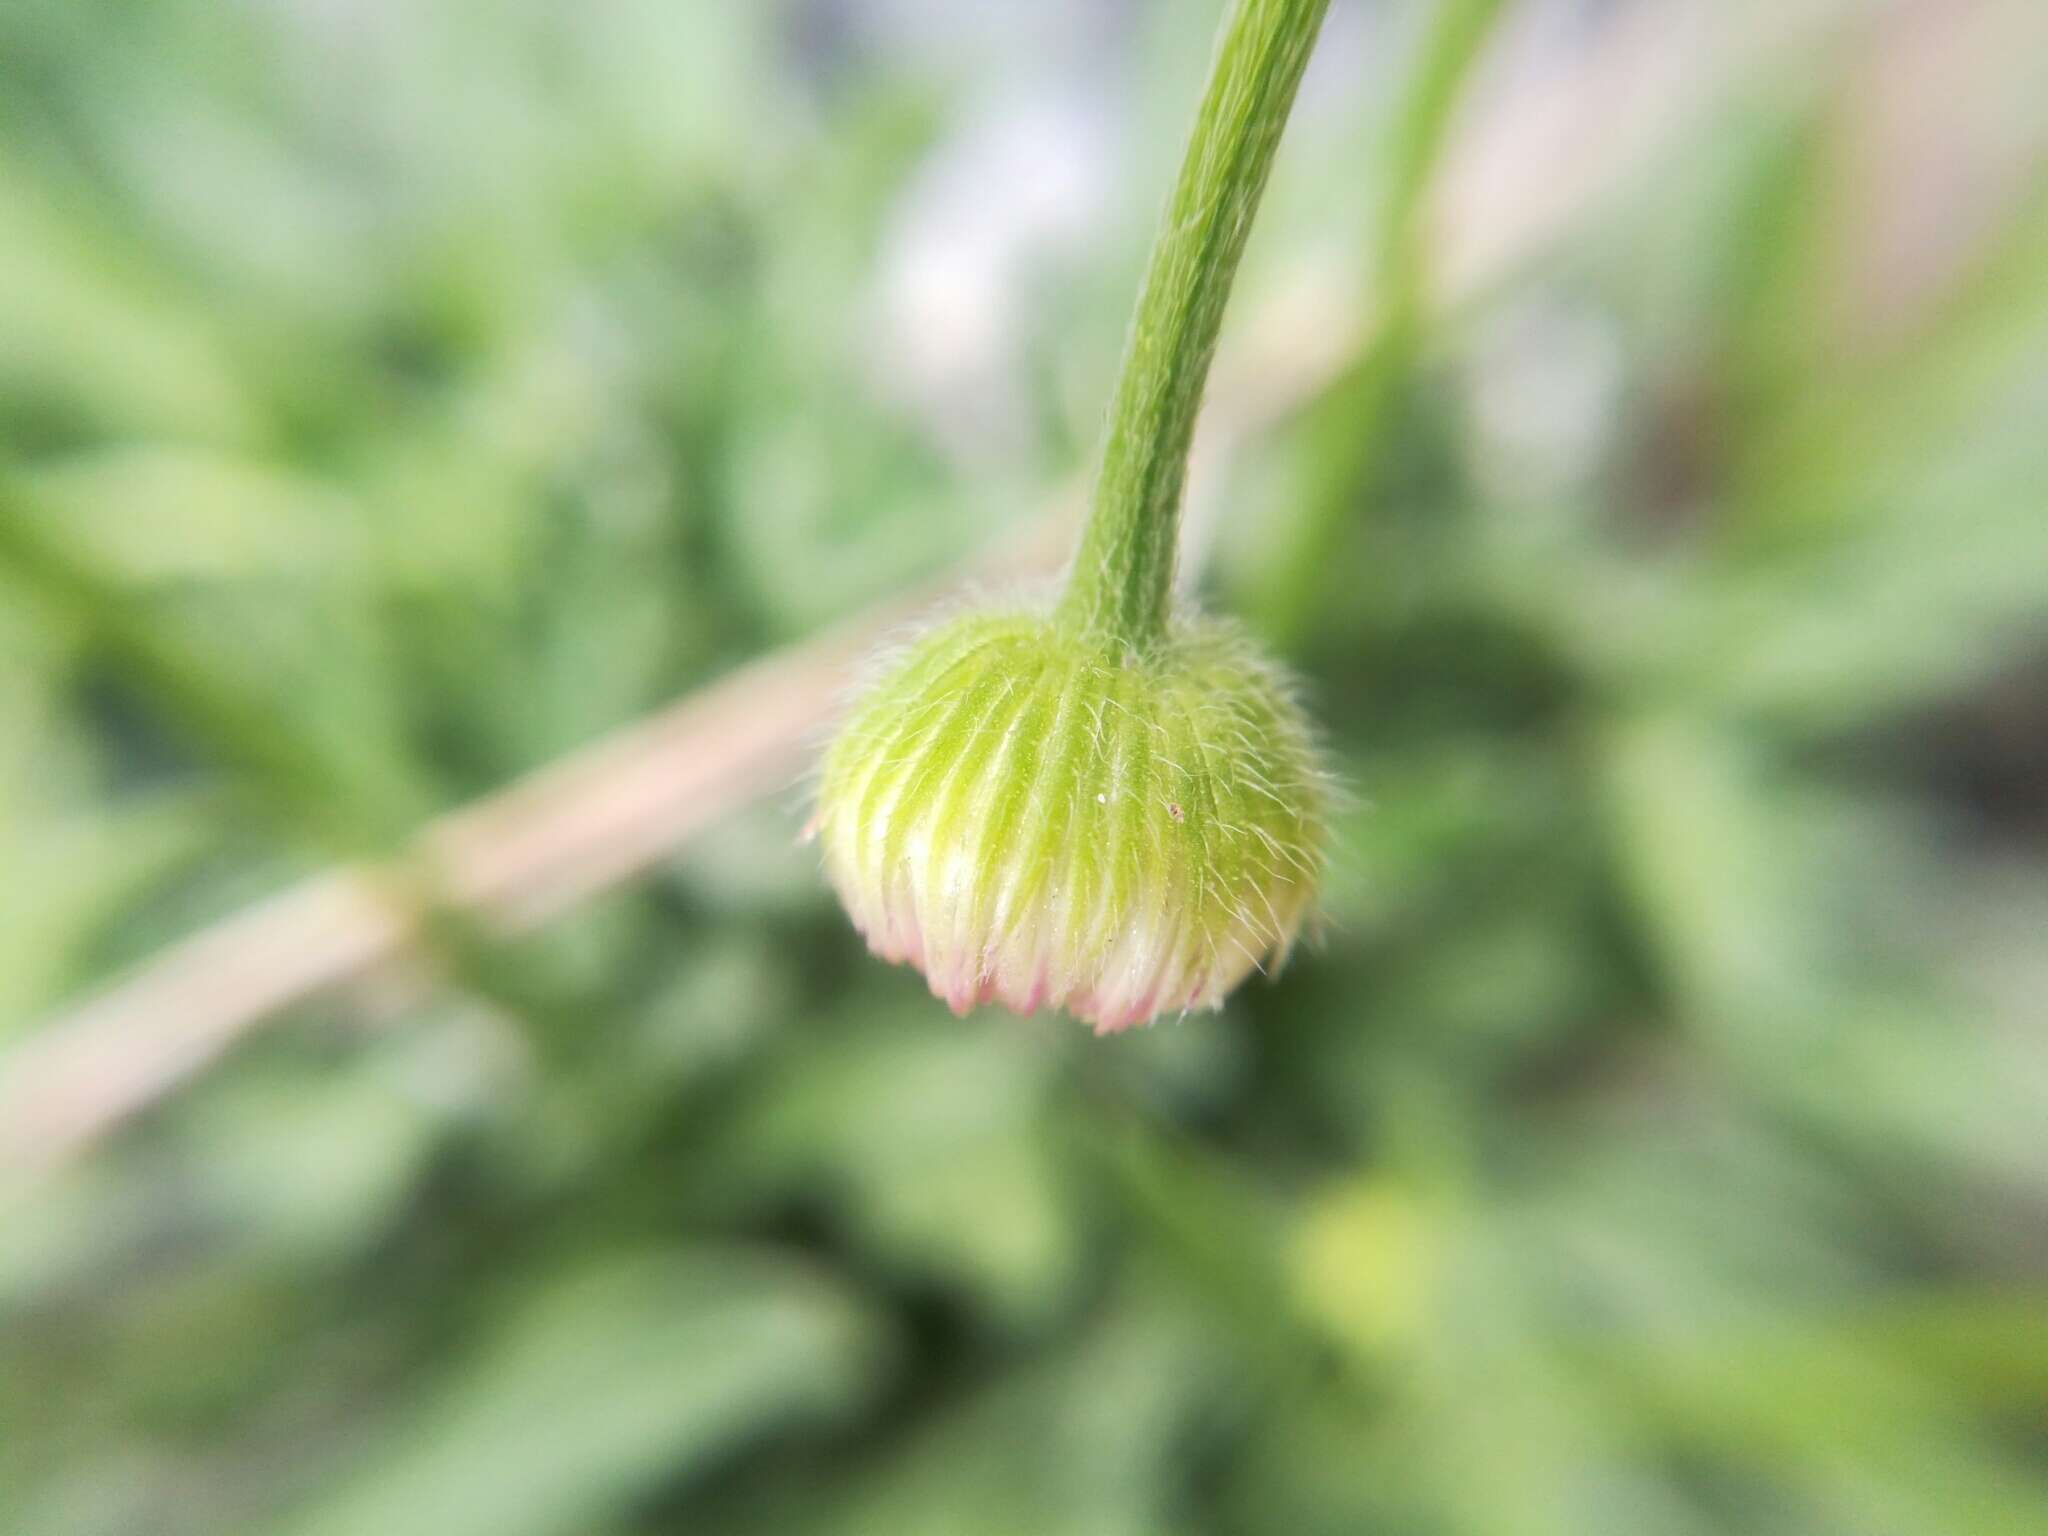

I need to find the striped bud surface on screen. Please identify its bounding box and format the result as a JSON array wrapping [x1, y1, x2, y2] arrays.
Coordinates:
[[815, 608, 1328, 1031]]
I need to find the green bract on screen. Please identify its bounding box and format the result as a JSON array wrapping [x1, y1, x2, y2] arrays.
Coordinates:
[[816, 609, 1327, 1030]]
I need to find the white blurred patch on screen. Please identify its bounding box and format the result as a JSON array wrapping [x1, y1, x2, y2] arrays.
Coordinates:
[[871, 97, 1114, 465], [1462, 293, 1625, 504]]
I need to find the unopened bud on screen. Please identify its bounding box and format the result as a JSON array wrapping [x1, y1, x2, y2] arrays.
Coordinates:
[[815, 607, 1327, 1031]]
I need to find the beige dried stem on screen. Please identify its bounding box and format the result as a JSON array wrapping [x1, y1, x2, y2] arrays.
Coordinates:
[[0, 0, 1839, 1175]]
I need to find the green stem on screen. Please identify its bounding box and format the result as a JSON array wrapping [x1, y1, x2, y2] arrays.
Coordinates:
[[1059, 0, 1332, 650]]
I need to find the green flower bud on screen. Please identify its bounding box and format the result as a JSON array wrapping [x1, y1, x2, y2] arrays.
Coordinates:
[[815, 607, 1328, 1031], [814, 0, 1337, 1028]]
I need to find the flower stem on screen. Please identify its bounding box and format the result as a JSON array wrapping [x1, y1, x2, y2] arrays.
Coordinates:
[[1059, 0, 1332, 651]]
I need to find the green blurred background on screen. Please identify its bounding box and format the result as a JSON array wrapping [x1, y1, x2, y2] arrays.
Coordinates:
[[3, 1, 2046, 1532]]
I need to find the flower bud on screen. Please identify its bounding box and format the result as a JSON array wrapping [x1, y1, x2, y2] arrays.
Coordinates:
[[814, 607, 1327, 1031]]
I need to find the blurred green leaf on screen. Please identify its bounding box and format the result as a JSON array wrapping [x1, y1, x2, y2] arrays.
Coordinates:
[[725, 1008, 1082, 1326], [267, 1251, 885, 1536]]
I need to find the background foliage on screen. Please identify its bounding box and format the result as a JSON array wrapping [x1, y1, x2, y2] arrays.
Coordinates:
[[3, 2, 2046, 1533]]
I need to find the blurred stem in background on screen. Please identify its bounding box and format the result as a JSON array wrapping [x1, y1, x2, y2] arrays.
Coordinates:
[[0, 483, 600, 1061], [1245, 0, 1506, 649], [1059, 0, 1332, 651]]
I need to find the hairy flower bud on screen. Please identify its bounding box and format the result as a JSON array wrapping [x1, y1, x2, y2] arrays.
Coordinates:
[[814, 607, 1327, 1031]]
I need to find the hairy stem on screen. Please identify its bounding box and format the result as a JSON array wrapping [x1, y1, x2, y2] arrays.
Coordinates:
[[1059, 0, 1332, 650]]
